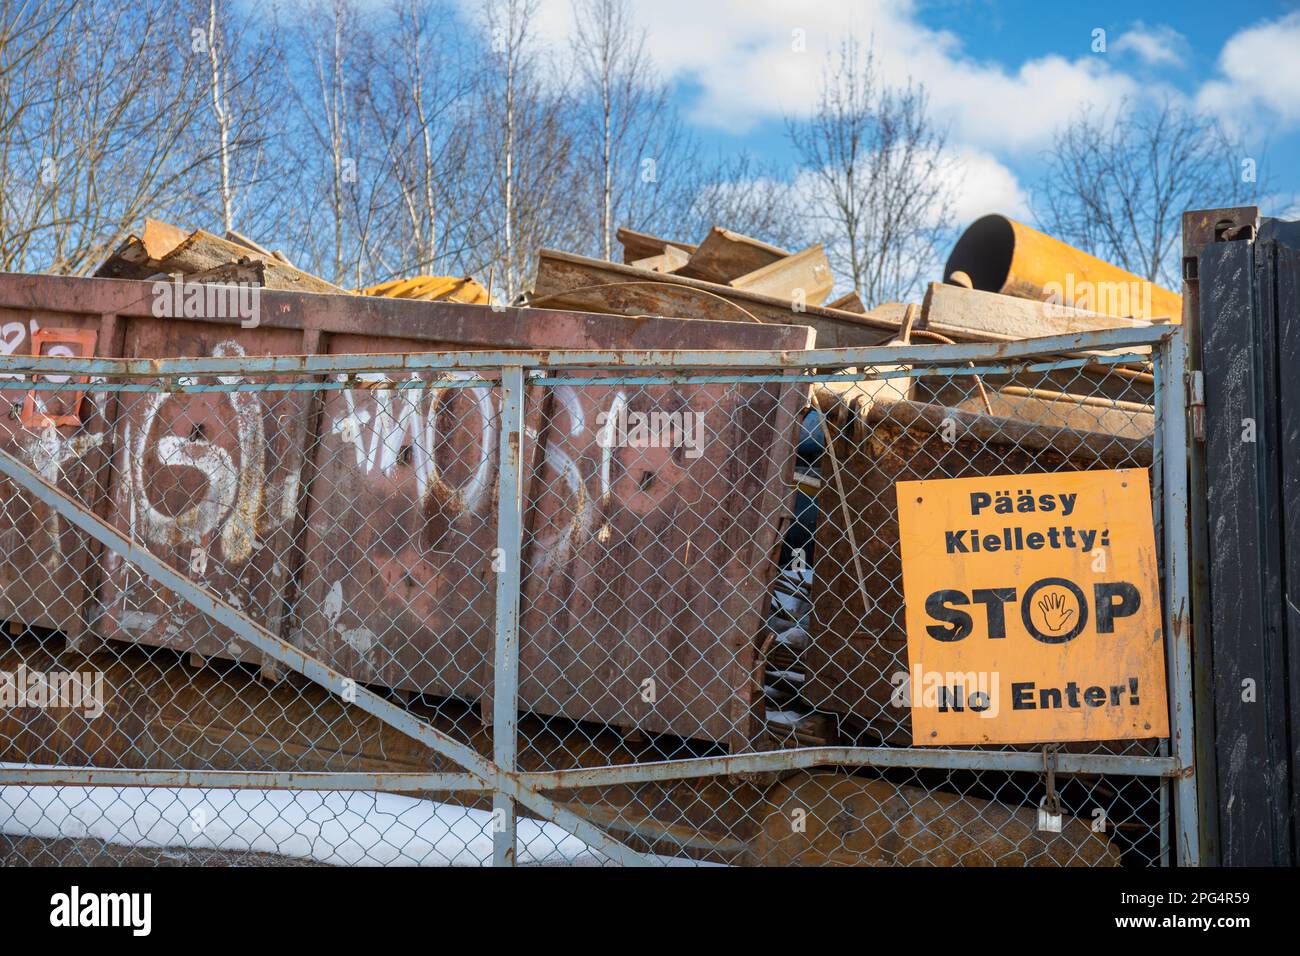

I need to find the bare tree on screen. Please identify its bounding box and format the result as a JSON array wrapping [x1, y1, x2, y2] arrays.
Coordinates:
[[487, 0, 530, 296], [0, 1, 75, 143], [6, 0, 966, 296], [1033, 100, 1262, 288], [0, 0, 223, 274], [672, 151, 809, 252], [284, 0, 389, 286], [311, 0, 354, 284], [475, 0, 577, 299], [205, 0, 235, 233], [194, 0, 283, 237], [785, 38, 953, 306], [355, 0, 482, 281], [568, 0, 669, 260]]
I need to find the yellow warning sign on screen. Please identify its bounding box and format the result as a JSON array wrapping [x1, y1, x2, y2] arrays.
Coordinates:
[[897, 468, 1169, 746]]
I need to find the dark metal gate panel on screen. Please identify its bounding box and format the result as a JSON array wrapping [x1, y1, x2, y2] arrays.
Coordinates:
[[1278, 230, 1300, 866], [1195, 214, 1300, 865]]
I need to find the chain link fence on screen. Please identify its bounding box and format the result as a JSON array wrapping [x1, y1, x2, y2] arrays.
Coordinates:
[[0, 327, 1194, 866]]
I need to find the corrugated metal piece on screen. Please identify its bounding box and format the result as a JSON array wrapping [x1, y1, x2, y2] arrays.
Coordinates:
[[360, 275, 492, 305]]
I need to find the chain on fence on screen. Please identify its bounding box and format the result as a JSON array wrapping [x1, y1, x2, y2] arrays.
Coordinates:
[[0, 336, 1183, 866]]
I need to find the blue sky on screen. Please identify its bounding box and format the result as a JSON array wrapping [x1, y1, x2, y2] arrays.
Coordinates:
[[521, 0, 1300, 227]]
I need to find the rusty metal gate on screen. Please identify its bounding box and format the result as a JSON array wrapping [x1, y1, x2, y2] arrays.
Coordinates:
[[0, 325, 1195, 866]]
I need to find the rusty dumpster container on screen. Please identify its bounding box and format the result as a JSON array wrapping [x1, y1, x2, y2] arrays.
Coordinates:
[[0, 272, 811, 751]]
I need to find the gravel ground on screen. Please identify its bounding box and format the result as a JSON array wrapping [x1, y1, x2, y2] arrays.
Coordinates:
[[0, 834, 327, 867]]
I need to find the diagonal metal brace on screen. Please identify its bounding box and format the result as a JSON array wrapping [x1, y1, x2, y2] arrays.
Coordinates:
[[0, 446, 649, 866]]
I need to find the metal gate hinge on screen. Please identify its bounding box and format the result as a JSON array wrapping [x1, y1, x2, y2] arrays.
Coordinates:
[[1187, 370, 1205, 441]]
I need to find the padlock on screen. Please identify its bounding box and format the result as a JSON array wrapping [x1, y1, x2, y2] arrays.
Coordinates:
[[1037, 796, 1063, 833]]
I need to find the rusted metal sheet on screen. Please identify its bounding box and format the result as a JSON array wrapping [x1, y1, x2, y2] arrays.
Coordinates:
[[292, 347, 508, 699], [0, 308, 104, 635], [750, 773, 1119, 865], [290, 322, 812, 745], [515, 374, 804, 750], [97, 320, 313, 674], [0, 272, 811, 748], [803, 397, 1153, 745]]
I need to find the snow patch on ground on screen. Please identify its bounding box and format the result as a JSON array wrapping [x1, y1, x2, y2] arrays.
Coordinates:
[[0, 765, 603, 866]]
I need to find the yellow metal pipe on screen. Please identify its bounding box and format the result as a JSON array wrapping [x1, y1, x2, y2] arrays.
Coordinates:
[[943, 215, 1181, 322]]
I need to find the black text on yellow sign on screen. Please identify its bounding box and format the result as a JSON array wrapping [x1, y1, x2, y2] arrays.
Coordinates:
[[896, 468, 1170, 746]]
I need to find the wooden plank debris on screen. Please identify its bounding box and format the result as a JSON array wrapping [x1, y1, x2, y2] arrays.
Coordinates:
[[531, 246, 1143, 349], [531, 248, 916, 347], [921, 281, 1151, 339], [729, 243, 833, 305], [615, 226, 696, 264], [676, 226, 790, 284], [96, 219, 344, 294]]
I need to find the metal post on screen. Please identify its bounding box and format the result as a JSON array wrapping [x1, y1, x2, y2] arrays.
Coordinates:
[[1160, 327, 1199, 865], [1151, 343, 1171, 868], [493, 366, 525, 867]]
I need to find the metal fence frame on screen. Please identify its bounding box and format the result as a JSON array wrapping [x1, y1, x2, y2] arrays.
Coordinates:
[[0, 324, 1196, 866]]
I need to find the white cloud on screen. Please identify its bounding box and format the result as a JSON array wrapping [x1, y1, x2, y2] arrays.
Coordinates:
[[1112, 23, 1186, 68], [939, 147, 1030, 225], [916, 53, 1137, 153], [1266, 193, 1300, 221], [476, 0, 1300, 232], [719, 145, 1026, 242], [517, 0, 1140, 154], [1197, 12, 1300, 127]]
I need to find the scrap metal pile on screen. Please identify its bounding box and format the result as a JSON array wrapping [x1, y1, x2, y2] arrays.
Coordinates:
[[0, 212, 1179, 865]]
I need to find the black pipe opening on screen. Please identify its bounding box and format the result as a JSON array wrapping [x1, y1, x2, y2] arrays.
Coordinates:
[[943, 214, 1015, 293]]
